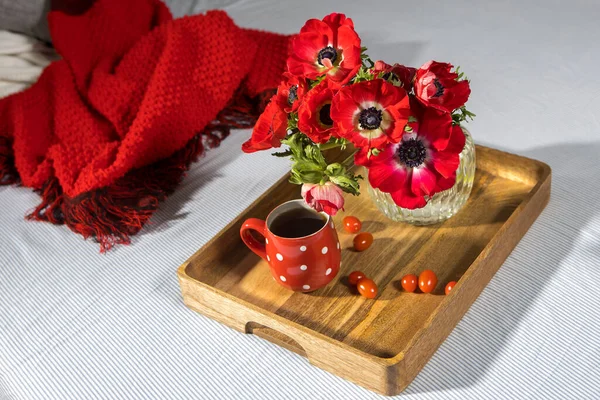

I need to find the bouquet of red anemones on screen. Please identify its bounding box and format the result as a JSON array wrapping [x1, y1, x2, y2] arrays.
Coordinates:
[[242, 13, 474, 216]]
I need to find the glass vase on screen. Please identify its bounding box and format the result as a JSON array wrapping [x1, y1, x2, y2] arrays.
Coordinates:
[[366, 127, 476, 225]]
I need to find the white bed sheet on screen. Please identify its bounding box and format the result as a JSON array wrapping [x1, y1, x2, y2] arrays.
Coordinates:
[[2, 0, 600, 399]]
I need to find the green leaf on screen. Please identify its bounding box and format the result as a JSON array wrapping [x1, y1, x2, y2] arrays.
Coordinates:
[[329, 174, 361, 196], [287, 112, 298, 131], [408, 116, 418, 123], [272, 150, 292, 157], [325, 162, 346, 177], [451, 105, 476, 125], [289, 170, 321, 185], [304, 145, 327, 168]]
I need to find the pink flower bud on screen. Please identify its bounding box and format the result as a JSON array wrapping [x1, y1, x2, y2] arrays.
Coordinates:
[[301, 182, 345, 216]]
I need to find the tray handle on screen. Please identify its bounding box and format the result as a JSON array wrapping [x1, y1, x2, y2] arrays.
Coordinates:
[[245, 321, 308, 358]]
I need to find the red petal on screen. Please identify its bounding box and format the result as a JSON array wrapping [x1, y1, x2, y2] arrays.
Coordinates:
[[436, 173, 457, 192], [431, 151, 460, 178], [242, 99, 287, 153], [390, 189, 428, 209], [418, 109, 453, 150], [300, 19, 332, 36], [323, 13, 354, 29], [331, 93, 359, 134], [336, 25, 361, 51], [444, 125, 466, 154], [410, 166, 437, 196], [368, 163, 407, 193]]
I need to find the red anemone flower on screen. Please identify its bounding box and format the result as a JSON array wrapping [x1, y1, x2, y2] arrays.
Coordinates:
[[357, 110, 466, 209], [371, 60, 416, 89], [242, 97, 288, 153], [275, 73, 308, 113], [414, 60, 471, 113], [287, 13, 361, 86], [297, 80, 337, 144], [331, 79, 411, 149]]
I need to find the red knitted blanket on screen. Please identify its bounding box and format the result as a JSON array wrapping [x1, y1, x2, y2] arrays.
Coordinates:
[[0, 0, 292, 251]]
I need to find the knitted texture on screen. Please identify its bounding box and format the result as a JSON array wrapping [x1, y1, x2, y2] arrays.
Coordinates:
[[0, 0, 293, 251]]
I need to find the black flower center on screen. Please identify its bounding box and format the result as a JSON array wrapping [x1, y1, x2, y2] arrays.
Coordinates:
[[398, 138, 427, 168], [433, 78, 445, 98], [288, 85, 298, 105], [358, 107, 383, 130], [319, 104, 333, 126], [317, 46, 337, 66]]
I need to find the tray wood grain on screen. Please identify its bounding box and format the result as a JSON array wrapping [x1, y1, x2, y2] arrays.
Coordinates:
[[178, 145, 551, 396]]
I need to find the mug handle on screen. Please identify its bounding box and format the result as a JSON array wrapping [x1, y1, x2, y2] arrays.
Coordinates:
[[240, 218, 267, 261]]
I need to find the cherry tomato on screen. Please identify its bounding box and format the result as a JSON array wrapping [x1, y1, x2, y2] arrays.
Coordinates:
[[353, 232, 373, 252], [343, 216, 362, 234], [357, 278, 378, 299], [418, 270, 438, 293], [348, 270, 366, 285], [401, 274, 418, 292], [445, 281, 456, 295]]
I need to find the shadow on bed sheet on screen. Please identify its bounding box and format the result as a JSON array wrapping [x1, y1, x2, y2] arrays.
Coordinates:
[[404, 141, 600, 395], [140, 155, 229, 235]]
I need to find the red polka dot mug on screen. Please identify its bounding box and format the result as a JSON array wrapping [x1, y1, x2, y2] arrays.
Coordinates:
[[240, 199, 341, 292]]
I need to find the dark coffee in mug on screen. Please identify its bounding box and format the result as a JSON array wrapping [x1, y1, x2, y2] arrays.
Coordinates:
[[269, 208, 326, 238]]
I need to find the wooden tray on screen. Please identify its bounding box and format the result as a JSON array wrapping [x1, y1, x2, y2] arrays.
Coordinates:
[[177, 145, 551, 396]]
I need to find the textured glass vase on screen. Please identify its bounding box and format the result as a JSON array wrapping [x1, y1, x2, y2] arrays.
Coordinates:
[[366, 128, 476, 225]]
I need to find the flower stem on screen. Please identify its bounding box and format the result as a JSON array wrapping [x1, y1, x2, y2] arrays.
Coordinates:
[[341, 150, 358, 168], [318, 142, 343, 151]]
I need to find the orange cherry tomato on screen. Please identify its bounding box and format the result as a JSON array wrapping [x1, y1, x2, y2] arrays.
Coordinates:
[[348, 270, 366, 285], [418, 270, 438, 293], [357, 278, 378, 299], [353, 232, 373, 252], [445, 281, 456, 295], [343, 216, 362, 233], [401, 274, 418, 292]]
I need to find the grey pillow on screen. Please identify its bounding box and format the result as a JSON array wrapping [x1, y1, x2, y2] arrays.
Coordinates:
[[0, 0, 51, 42]]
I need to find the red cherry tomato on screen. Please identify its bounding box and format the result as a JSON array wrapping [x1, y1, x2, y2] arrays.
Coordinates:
[[357, 278, 378, 299], [348, 270, 366, 285], [418, 270, 438, 293], [445, 281, 456, 295], [343, 216, 362, 234], [401, 274, 418, 292], [353, 232, 373, 252]]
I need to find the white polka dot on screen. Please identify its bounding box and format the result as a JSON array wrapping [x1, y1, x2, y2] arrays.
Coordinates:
[[336, 242, 340, 250], [321, 247, 328, 254], [265, 238, 269, 244], [276, 253, 283, 261], [300, 246, 307, 252], [267, 255, 271, 262], [325, 268, 332, 276], [280, 275, 286, 282], [303, 284, 311, 290], [300, 265, 308, 271]]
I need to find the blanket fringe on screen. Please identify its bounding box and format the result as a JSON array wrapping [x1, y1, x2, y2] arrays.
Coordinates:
[[18, 89, 274, 252]]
